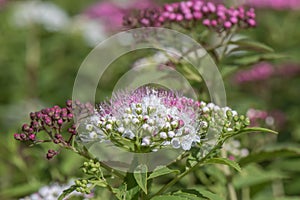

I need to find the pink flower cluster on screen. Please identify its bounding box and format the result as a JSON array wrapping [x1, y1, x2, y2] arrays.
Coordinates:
[[246, 0, 300, 10], [84, 0, 155, 31], [124, 0, 256, 31], [234, 62, 300, 84], [0, 0, 6, 7], [106, 87, 201, 113]]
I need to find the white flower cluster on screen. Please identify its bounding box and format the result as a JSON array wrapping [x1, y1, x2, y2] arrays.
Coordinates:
[[10, 1, 106, 47], [70, 16, 107, 47], [78, 88, 249, 152], [11, 1, 70, 32], [81, 94, 204, 151], [20, 180, 92, 200]]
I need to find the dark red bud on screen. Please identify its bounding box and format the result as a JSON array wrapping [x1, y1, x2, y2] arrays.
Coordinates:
[[22, 124, 30, 132], [14, 133, 21, 140], [29, 134, 36, 141], [66, 100, 72, 107], [57, 119, 63, 125], [67, 113, 73, 119], [30, 112, 36, 120]]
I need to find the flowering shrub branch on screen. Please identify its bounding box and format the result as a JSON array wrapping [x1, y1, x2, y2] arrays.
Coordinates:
[[14, 87, 276, 200], [12, 1, 281, 199]]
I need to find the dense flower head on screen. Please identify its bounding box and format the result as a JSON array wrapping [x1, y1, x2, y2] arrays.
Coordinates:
[[11, 1, 69, 32], [79, 87, 250, 152], [123, 0, 256, 32]]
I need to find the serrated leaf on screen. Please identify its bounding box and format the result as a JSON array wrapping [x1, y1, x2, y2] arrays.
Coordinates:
[[151, 195, 190, 200], [239, 145, 300, 166], [133, 164, 148, 194], [205, 158, 242, 172], [148, 166, 179, 179], [230, 39, 274, 53], [58, 185, 77, 200]]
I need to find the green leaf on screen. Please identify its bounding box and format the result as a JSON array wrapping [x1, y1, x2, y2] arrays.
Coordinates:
[[112, 184, 140, 200], [242, 127, 278, 134], [229, 39, 274, 53], [233, 164, 287, 189], [227, 127, 278, 139], [151, 195, 190, 200], [174, 192, 206, 200], [192, 188, 224, 200], [148, 166, 179, 179], [239, 145, 300, 166], [133, 164, 148, 194], [58, 185, 77, 200], [223, 53, 287, 67], [205, 158, 242, 172]]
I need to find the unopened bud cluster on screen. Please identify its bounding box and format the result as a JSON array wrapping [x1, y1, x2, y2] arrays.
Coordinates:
[[201, 103, 250, 134], [14, 100, 73, 142], [14, 100, 94, 159], [75, 179, 91, 194], [82, 160, 101, 176]]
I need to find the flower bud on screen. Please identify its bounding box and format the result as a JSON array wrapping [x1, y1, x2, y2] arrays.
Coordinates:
[[168, 131, 175, 138]]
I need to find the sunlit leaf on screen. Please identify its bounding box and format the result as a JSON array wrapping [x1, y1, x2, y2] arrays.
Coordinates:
[[151, 195, 190, 200], [148, 166, 179, 179], [229, 39, 274, 53], [133, 164, 148, 194], [205, 158, 242, 172]]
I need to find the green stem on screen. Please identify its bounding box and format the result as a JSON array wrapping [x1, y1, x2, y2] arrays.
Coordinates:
[[221, 149, 238, 200], [218, 27, 238, 62], [242, 187, 250, 200], [149, 143, 222, 198], [63, 144, 125, 179]]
